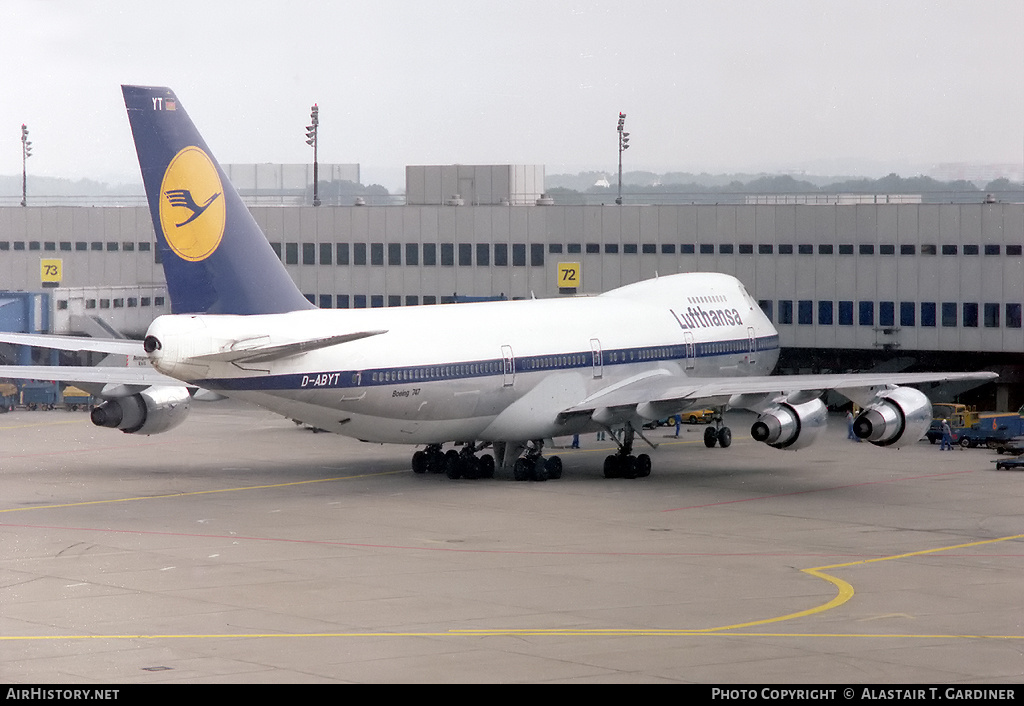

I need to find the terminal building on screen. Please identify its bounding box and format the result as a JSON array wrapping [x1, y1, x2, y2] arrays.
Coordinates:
[[1, 164, 1021, 408]]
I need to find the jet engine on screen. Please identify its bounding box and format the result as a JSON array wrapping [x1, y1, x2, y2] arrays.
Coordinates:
[[90, 386, 191, 435], [852, 386, 931, 447], [750, 398, 828, 450]]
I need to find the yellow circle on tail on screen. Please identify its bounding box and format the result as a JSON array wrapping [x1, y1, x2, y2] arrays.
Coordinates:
[[158, 146, 226, 262]]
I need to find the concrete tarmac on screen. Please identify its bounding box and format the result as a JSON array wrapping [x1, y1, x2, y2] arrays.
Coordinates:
[[1, 401, 1022, 684]]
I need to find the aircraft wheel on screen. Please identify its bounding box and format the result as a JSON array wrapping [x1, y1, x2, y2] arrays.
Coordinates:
[[532, 460, 548, 481], [619, 455, 638, 479], [412, 450, 428, 474], [545, 456, 563, 480], [717, 427, 732, 448], [445, 454, 462, 479], [513, 458, 533, 481], [462, 456, 481, 480], [635, 453, 651, 478], [704, 427, 718, 448], [603, 455, 620, 478], [479, 454, 495, 478]]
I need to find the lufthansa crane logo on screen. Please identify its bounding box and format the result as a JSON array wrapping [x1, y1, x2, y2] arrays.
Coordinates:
[[158, 146, 226, 261]]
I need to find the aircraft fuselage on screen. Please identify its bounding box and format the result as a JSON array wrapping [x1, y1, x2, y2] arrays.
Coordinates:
[[146, 272, 779, 444]]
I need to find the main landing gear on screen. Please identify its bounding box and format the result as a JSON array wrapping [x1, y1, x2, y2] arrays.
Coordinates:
[[412, 443, 496, 479], [702, 413, 733, 449], [411, 441, 561, 481], [603, 423, 653, 479]]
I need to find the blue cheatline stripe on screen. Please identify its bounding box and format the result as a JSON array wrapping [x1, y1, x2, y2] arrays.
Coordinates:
[[195, 335, 780, 393]]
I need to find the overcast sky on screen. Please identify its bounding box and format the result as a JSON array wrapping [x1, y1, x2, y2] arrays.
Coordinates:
[[3, 0, 1022, 189]]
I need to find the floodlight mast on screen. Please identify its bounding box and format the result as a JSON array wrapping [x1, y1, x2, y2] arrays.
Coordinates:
[[305, 105, 320, 207], [616, 112, 629, 205], [21, 124, 32, 207]]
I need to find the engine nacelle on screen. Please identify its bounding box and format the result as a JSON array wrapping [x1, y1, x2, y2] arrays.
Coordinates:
[[750, 398, 828, 450], [90, 386, 191, 435], [853, 386, 931, 447]]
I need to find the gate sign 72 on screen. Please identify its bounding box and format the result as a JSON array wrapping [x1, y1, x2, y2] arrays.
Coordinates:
[[557, 262, 581, 289]]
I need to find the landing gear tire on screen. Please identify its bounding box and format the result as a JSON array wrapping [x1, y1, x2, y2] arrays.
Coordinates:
[[545, 456, 562, 480], [479, 454, 495, 479], [635, 453, 651, 478], [717, 427, 732, 448], [704, 426, 718, 448], [514, 457, 533, 481], [412, 450, 428, 474]]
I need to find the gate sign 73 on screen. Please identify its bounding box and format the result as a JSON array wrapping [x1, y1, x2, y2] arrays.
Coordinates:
[[41, 259, 62, 283], [557, 262, 581, 289]]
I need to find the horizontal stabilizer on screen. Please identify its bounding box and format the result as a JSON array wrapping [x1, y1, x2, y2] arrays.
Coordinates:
[[0, 332, 144, 356], [192, 330, 388, 365]]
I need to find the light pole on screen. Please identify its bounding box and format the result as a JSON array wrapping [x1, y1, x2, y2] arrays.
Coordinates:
[[305, 104, 320, 207], [20, 124, 32, 207], [616, 112, 629, 205]]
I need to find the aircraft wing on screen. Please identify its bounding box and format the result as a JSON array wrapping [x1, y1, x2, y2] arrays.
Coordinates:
[[560, 370, 999, 418]]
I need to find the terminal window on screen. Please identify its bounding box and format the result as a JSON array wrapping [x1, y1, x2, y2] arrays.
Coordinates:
[[354, 243, 367, 265], [567, 243, 581, 254], [984, 303, 999, 328], [941, 302, 957, 327], [493, 243, 507, 266], [901, 244, 916, 255], [798, 244, 813, 254], [921, 302, 936, 327], [962, 303, 978, 327], [440, 243, 454, 266], [389, 243, 402, 266], [900, 302, 916, 327], [777, 300, 793, 325], [285, 243, 298, 265], [818, 244, 833, 255], [319, 243, 332, 265], [798, 300, 812, 325], [302, 243, 315, 265], [859, 301, 874, 326], [681, 244, 695, 254], [1006, 304, 1022, 328], [406, 243, 419, 266], [699, 244, 714, 254], [336, 243, 349, 265], [778, 244, 793, 255], [839, 301, 853, 325], [879, 301, 894, 327], [423, 242, 436, 266], [477, 243, 490, 266], [458, 243, 472, 266], [662, 244, 676, 254], [531, 244, 544, 266], [818, 300, 833, 325], [879, 244, 895, 255], [371, 243, 385, 266], [513, 244, 526, 266]]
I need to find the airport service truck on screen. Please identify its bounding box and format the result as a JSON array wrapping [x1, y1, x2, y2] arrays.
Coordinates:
[[926, 403, 1024, 451]]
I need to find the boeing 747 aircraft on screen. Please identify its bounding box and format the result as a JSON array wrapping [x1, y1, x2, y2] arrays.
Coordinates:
[[0, 85, 996, 481]]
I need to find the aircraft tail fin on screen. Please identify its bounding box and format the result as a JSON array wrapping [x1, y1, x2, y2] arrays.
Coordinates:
[[122, 85, 315, 316]]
